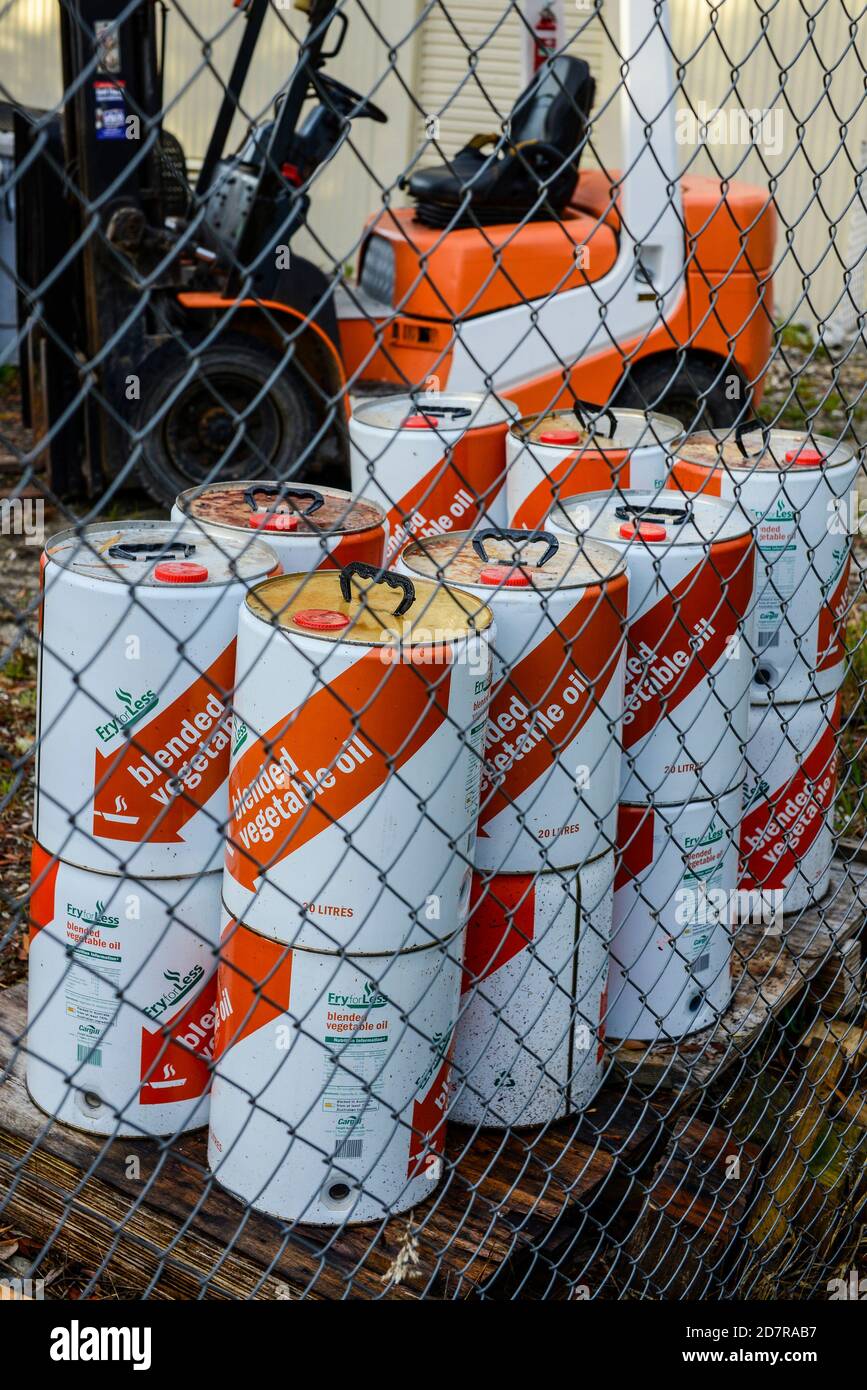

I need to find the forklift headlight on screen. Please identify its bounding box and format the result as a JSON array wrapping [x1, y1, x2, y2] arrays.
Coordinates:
[[359, 235, 395, 308]]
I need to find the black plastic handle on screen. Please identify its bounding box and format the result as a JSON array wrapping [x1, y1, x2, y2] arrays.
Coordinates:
[[472, 526, 559, 569], [406, 404, 472, 420], [614, 503, 689, 526], [339, 561, 415, 617], [109, 541, 197, 562], [734, 418, 771, 459], [243, 485, 325, 515], [569, 396, 618, 439]]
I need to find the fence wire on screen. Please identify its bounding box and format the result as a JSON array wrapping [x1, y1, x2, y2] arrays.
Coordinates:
[[0, 0, 865, 1301]]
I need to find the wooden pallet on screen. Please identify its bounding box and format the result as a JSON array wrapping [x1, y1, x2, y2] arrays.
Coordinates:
[[0, 860, 863, 1299]]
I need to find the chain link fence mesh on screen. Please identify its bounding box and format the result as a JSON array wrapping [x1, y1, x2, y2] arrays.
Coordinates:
[[0, 0, 865, 1301]]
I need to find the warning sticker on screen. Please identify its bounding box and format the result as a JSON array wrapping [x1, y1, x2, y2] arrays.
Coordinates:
[[93, 81, 126, 141]]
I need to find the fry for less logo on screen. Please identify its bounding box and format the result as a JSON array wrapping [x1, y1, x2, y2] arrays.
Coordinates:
[[67, 898, 120, 928], [95, 686, 158, 743], [327, 981, 386, 1009]]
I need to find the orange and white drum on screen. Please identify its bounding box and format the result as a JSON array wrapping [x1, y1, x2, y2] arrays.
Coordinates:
[[506, 405, 683, 530], [396, 527, 627, 872], [739, 692, 841, 912], [548, 492, 755, 803], [608, 791, 740, 1041], [349, 392, 518, 563], [208, 913, 462, 1225], [450, 851, 613, 1129], [223, 563, 493, 951], [26, 844, 221, 1136], [669, 424, 857, 702], [172, 481, 387, 574], [35, 523, 277, 876]]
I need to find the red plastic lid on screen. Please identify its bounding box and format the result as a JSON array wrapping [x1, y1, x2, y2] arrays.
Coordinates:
[[480, 564, 531, 587], [784, 445, 824, 466], [539, 429, 582, 445], [292, 609, 350, 632], [403, 414, 436, 429], [154, 560, 209, 584], [619, 522, 667, 542], [247, 511, 299, 532]]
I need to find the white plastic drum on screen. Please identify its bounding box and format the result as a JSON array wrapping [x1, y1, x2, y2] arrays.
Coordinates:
[[27, 844, 221, 1136], [506, 405, 683, 530], [450, 852, 613, 1129], [396, 527, 627, 872], [223, 564, 493, 951], [208, 913, 463, 1225], [739, 692, 841, 912], [35, 522, 277, 876], [548, 492, 754, 803], [670, 424, 857, 702], [172, 480, 387, 574], [349, 392, 518, 562], [608, 791, 740, 1041]]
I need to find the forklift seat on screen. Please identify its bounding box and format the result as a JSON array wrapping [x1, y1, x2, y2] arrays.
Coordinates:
[[405, 55, 595, 229]]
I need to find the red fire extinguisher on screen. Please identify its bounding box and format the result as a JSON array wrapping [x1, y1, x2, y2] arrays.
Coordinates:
[[533, 4, 558, 71]]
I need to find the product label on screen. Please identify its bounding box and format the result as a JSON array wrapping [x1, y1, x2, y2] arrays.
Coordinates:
[[407, 1030, 455, 1178], [139, 971, 220, 1104], [478, 585, 625, 836], [226, 651, 451, 891], [92, 642, 236, 843], [739, 697, 840, 890], [384, 426, 505, 562], [621, 542, 753, 744], [512, 450, 631, 530], [817, 553, 851, 671], [754, 499, 798, 645], [462, 876, 536, 991]]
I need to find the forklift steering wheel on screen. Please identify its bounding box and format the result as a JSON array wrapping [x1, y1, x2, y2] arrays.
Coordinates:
[[314, 73, 387, 124]]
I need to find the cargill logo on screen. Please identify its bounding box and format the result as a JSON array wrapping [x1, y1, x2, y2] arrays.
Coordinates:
[[327, 980, 387, 1009], [67, 898, 120, 929], [232, 720, 248, 755], [95, 686, 158, 744]]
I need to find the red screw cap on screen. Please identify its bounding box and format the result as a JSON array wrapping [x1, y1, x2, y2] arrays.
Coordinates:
[[248, 512, 300, 532], [292, 609, 350, 632], [619, 521, 667, 542], [153, 560, 209, 584], [479, 564, 531, 587], [784, 446, 824, 466], [539, 428, 582, 444], [403, 414, 436, 429]]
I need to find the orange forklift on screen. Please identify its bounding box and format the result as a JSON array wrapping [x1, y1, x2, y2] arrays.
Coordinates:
[[15, 0, 775, 504]]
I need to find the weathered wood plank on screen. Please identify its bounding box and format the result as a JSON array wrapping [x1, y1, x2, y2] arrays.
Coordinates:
[[0, 980, 656, 1299]]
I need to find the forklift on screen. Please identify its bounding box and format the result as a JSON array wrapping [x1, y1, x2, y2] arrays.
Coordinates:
[[15, 0, 776, 506]]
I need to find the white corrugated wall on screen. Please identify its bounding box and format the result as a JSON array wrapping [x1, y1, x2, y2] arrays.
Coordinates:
[[1, 0, 864, 321]]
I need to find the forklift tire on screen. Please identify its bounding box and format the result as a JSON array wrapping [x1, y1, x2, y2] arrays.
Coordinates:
[[613, 354, 750, 431], [134, 334, 318, 507]]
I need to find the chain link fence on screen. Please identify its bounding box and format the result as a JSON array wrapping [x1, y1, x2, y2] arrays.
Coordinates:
[[0, 0, 865, 1301]]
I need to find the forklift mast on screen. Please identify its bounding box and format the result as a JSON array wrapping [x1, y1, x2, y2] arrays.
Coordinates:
[[20, 0, 166, 495]]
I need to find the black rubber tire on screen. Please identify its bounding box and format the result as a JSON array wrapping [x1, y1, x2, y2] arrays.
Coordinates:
[[613, 353, 749, 432], [134, 334, 318, 508]]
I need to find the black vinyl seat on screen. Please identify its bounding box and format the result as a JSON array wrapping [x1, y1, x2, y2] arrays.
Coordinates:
[[405, 55, 595, 229]]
